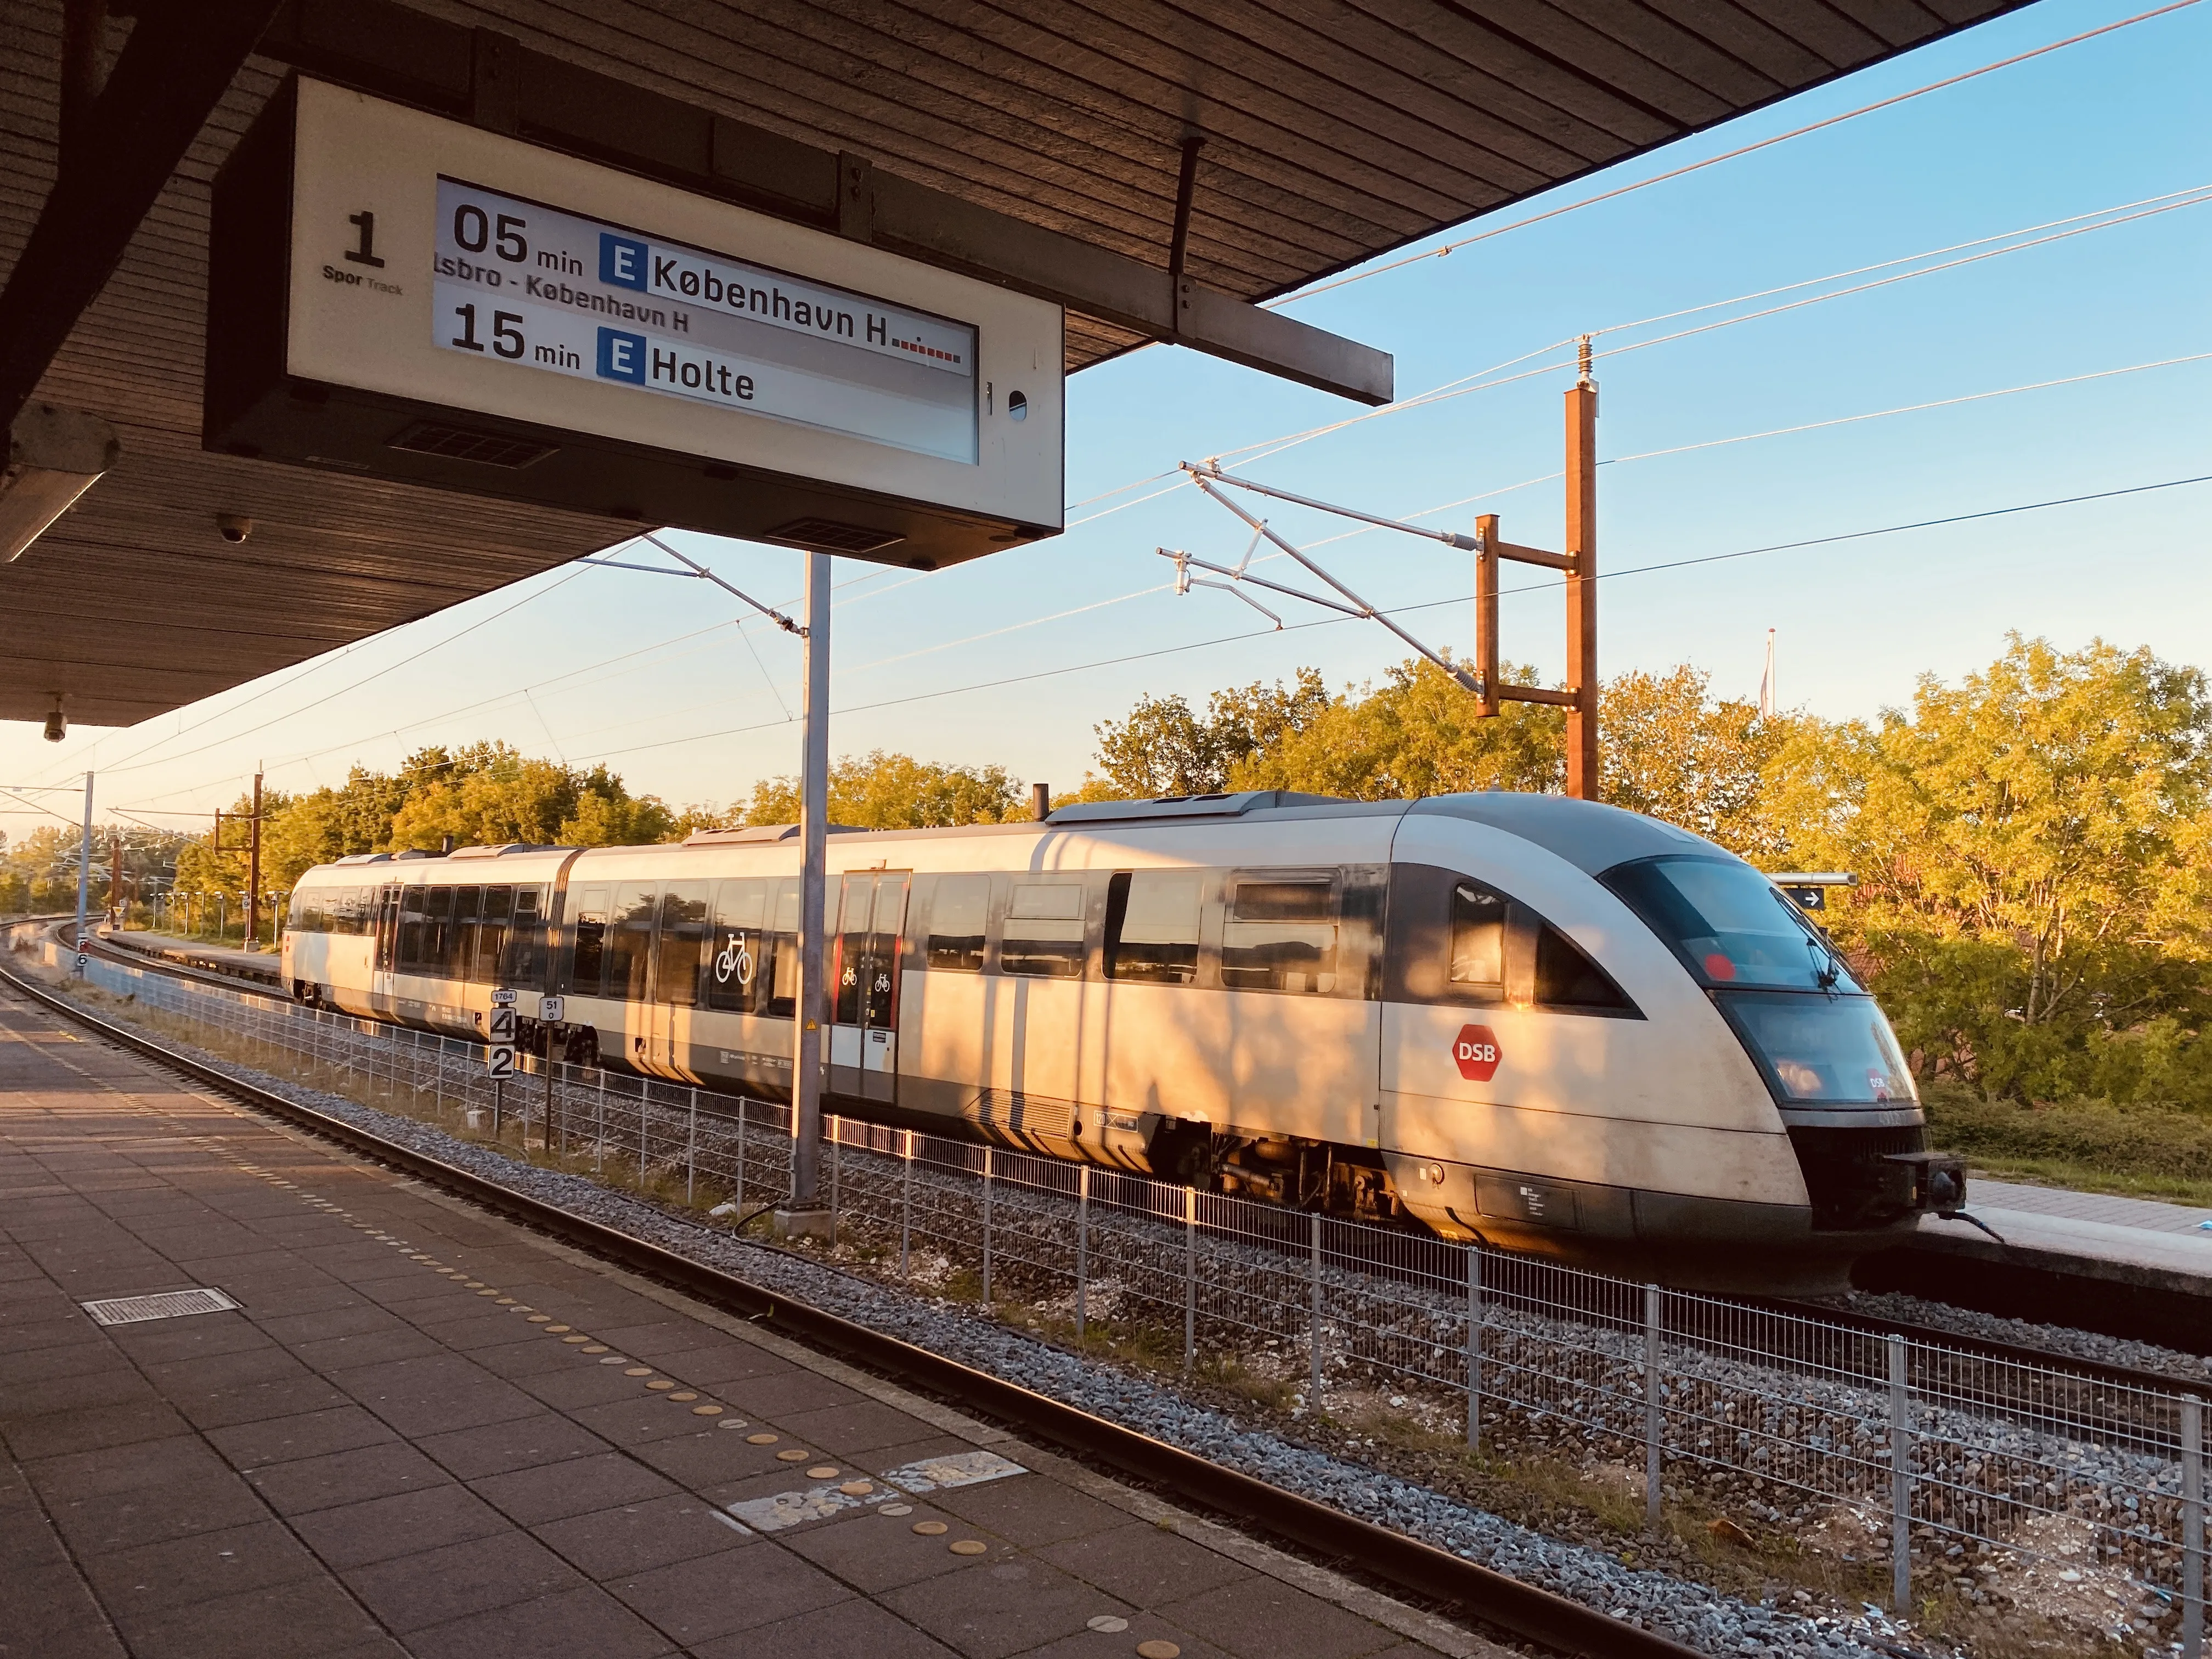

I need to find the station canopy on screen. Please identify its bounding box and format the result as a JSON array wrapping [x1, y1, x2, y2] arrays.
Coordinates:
[[0, 0, 2030, 729]]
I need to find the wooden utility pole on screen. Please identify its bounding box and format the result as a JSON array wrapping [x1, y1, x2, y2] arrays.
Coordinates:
[[1465, 337, 1600, 798], [1563, 336, 1599, 800], [244, 768, 263, 945], [108, 831, 121, 921]]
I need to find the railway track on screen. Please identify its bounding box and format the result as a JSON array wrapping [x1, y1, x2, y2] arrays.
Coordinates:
[[66, 922, 2206, 1406], [4, 932, 1705, 1659]]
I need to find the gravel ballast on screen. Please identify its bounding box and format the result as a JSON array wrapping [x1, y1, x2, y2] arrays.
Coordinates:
[[55, 994, 1956, 1659]]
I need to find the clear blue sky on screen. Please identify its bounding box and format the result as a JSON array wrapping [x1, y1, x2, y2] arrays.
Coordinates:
[[9, 0, 2209, 836]]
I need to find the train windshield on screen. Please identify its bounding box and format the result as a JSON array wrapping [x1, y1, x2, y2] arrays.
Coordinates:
[[1601, 856, 1860, 992], [1713, 990, 1917, 1105]]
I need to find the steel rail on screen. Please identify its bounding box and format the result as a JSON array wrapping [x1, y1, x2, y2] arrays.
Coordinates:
[[57, 924, 2212, 1408], [0, 946, 1699, 1659]]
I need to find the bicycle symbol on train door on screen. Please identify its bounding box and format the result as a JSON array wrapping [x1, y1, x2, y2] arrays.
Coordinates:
[[713, 930, 754, 988]]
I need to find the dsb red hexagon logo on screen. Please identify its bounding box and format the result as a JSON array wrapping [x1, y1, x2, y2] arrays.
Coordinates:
[[1452, 1024, 1502, 1082]]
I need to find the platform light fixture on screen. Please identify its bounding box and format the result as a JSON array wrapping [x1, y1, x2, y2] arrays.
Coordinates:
[[1, 404, 120, 563]]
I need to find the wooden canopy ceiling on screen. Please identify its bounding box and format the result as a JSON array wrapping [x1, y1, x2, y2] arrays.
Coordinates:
[[0, 0, 2032, 729]]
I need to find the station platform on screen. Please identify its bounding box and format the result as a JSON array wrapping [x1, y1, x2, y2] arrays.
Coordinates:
[[1926, 1176, 2212, 1276], [0, 986, 1479, 1659], [96, 926, 285, 987], [1869, 1173, 2212, 1352]]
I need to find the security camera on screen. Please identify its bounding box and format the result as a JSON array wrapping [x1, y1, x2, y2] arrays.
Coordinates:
[[216, 512, 253, 544], [42, 697, 65, 742]]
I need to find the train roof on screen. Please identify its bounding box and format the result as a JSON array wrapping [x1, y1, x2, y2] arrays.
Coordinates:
[[1410, 794, 1733, 876], [297, 791, 1737, 881], [1048, 788, 1733, 876]]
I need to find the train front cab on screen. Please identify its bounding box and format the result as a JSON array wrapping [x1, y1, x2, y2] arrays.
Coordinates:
[[1378, 795, 1956, 1294]]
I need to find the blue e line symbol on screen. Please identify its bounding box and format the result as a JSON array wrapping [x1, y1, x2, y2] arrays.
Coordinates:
[[599, 233, 648, 291], [596, 329, 646, 383]]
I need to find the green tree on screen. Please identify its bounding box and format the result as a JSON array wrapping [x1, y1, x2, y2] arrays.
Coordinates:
[[1225, 658, 1563, 799], [1602, 664, 1801, 862], [1766, 636, 2212, 1099], [1087, 669, 1332, 797], [740, 751, 1025, 828]]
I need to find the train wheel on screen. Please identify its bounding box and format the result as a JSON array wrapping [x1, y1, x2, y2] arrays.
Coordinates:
[[563, 1028, 600, 1069]]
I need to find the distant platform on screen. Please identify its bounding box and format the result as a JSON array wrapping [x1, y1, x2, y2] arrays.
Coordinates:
[[1869, 1175, 2212, 1353], [98, 926, 285, 987], [0, 981, 1480, 1659], [1930, 1177, 2212, 1276]]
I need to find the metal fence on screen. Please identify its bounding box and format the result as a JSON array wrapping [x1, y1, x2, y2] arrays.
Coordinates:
[[19, 927, 2207, 1649]]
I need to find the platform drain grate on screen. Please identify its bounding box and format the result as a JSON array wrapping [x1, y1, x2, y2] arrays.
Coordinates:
[[81, 1287, 242, 1327]]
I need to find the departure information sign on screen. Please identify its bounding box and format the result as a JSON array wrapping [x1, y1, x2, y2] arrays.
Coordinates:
[[204, 78, 1064, 568], [430, 179, 978, 463]]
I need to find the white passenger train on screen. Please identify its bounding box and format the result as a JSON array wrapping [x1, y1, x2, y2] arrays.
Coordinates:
[[282, 791, 1961, 1291]]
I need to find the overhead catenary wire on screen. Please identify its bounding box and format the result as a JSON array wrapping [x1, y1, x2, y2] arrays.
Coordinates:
[[92, 557, 928, 808], [88, 165, 2209, 795], [1262, 0, 2208, 312], [551, 472, 2212, 766], [106, 340, 2212, 812], [1066, 179, 2210, 517]]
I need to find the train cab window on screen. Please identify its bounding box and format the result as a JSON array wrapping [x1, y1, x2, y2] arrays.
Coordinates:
[[448, 887, 482, 978], [1449, 882, 1505, 989], [706, 878, 770, 1013], [1222, 874, 1338, 995], [1104, 871, 1201, 984], [657, 883, 710, 1007], [473, 887, 512, 984], [505, 886, 544, 984], [606, 885, 656, 1001], [569, 883, 611, 995], [926, 875, 989, 970], [1534, 924, 1631, 1010], [1001, 882, 1085, 978]]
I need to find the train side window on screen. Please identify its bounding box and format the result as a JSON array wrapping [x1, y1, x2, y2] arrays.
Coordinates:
[[505, 885, 544, 984], [1449, 882, 1505, 989], [419, 886, 452, 972], [926, 873, 989, 971], [1001, 882, 1085, 977], [763, 878, 800, 1017], [475, 886, 512, 984], [570, 883, 610, 995], [448, 887, 482, 977], [1222, 873, 1338, 994], [657, 882, 710, 1007], [706, 878, 769, 1012], [1535, 923, 1631, 1010], [1104, 871, 1201, 984], [397, 885, 428, 969], [606, 884, 656, 1001]]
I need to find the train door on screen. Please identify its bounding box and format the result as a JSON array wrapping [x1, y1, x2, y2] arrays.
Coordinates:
[[370, 883, 401, 1013], [830, 872, 908, 1105], [644, 882, 710, 1080]]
